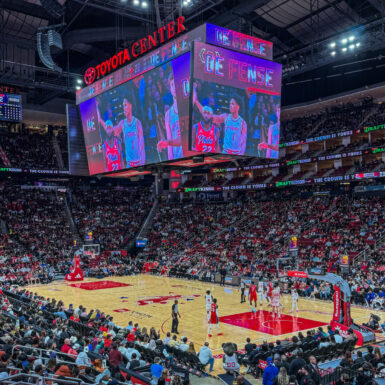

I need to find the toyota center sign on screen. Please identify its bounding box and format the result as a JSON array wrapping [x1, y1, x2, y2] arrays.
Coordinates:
[[84, 17, 186, 85]]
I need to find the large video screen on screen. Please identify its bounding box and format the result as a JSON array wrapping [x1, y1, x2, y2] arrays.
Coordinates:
[[190, 42, 282, 158], [79, 52, 191, 175]]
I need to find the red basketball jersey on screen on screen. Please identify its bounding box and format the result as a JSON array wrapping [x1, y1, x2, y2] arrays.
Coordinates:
[[209, 303, 218, 324], [104, 139, 121, 172], [195, 123, 216, 152]]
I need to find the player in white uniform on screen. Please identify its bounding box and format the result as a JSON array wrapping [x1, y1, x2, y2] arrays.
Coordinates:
[[271, 283, 281, 318], [205, 290, 213, 321], [258, 281, 264, 306], [157, 72, 183, 160], [290, 288, 299, 313]]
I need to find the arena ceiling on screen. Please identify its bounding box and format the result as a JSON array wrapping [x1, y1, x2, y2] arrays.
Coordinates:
[[1, 0, 385, 105]]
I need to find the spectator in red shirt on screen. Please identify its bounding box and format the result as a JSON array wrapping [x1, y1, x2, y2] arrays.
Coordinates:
[[61, 338, 71, 354], [127, 332, 135, 342], [104, 335, 113, 348]]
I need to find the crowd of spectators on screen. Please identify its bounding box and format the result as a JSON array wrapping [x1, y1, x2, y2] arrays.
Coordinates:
[[144, 193, 385, 284], [0, 184, 73, 284], [0, 284, 383, 385], [1, 180, 385, 300], [281, 98, 375, 142], [0, 287, 206, 384], [0, 178, 384, 384], [70, 186, 152, 251], [0, 131, 59, 169], [0, 183, 153, 285]]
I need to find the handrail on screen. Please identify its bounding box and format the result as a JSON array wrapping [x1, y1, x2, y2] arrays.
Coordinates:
[[2, 373, 85, 385], [137, 198, 158, 239], [11, 345, 86, 366], [353, 230, 385, 263]]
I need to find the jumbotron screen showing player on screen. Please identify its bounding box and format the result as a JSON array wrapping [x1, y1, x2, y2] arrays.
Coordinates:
[[79, 52, 191, 175], [190, 42, 282, 158]]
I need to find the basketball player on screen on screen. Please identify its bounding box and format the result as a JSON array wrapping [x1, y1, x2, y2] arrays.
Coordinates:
[[249, 281, 258, 313], [191, 106, 220, 153], [193, 86, 247, 155], [157, 73, 183, 160], [271, 283, 281, 318], [102, 120, 125, 172], [208, 298, 223, 337], [97, 96, 145, 168], [258, 103, 280, 158]]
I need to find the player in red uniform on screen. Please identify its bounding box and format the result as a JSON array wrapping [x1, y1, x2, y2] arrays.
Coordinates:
[[191, 106, 220, 153], [267, 281, 273, 305], [208, 298, 223, 337], [102, 120, 124, 172], [249, 281, 257, 313]]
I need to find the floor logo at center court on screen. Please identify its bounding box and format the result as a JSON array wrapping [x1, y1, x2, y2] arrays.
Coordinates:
[[137, 293, 201, 306]]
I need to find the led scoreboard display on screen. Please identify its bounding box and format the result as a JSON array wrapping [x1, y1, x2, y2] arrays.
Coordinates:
[[0, 94, 22, 122], [75, 21, 282, 175]]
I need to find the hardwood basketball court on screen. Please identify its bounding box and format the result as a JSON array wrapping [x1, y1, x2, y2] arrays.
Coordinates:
[[27, 275, 383, 371]]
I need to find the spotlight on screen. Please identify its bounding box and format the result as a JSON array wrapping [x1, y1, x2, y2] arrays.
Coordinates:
[[342, 47, 347, 52], [75, 86, 81, 90], [76, 79, 82, 84], [121, 0, 128, 2], [133, 0, 139, 4], [183, 0, 188, 4], [331, 51, 336, 56], [341, 38, 348, 44], [349, 44, 355, 50], [348, 36, 355, 41], [356, 42, 361, 47], [329, 42, 336, 48], [141, 1, 148, 7]]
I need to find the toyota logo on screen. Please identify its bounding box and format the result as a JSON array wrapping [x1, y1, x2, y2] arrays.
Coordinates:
[[84, 67, 96, 85]]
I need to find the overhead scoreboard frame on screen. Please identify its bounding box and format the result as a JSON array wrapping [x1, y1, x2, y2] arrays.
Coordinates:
[[73, 21, 281, 178]]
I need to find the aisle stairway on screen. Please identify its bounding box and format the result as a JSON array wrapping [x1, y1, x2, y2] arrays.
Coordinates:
[[122, 192, 159, 249], [52, 134, 65, 169], [62, 195, 83, 246]]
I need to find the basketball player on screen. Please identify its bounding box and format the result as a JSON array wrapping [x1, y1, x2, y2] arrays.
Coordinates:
[[208, 298, 223, 337], [271, 283, 281, 318], [267, 280, 273, 305], [157, 73, 183, 160], [290, 288, 299, 313], [249, 281, 257, 313], [191, 106, 220, 153], [97, 96, 145, 168], [205, 290, 213, 321], [258, 104, 280, 158], [258, 280, 265, 306], [102, 120, 125, 172], [193, 87, 247, 155]]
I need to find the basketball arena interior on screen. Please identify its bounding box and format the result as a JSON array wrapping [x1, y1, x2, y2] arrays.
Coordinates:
[[2, 1, 385, 384]]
